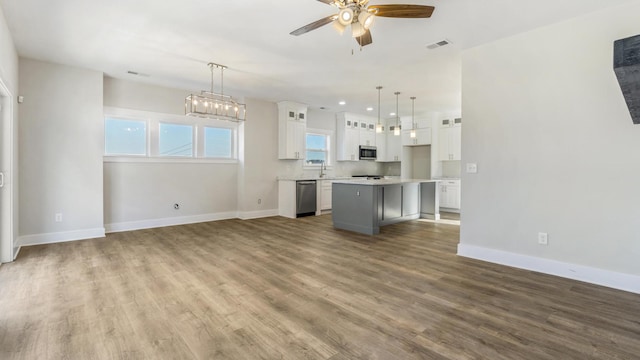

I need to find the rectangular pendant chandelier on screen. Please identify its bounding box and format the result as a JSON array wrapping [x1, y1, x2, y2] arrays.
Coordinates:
[[185, 62, 246, 122]]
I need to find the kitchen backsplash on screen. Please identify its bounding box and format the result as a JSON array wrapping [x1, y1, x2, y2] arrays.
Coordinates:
[[442, 161, 461, 178], [279, 160, 384, 179]]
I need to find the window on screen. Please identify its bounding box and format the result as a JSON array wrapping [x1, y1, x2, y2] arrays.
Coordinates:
[[103, 107, 238, 162], [204, 127, 233, 158], [104, 118, 147, 156], [159, 123, 193, 157], [305, 132, 330, 166]]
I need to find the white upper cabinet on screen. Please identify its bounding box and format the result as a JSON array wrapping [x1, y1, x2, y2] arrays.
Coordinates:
[[336, 113, 360, 161], [278, 101, 307, 160], [438, 117, 462, 161], [401, 128, 432, 146], [359, 120, 376, 147], [336, 113, 378, 161], [385, 125, 402, 162]]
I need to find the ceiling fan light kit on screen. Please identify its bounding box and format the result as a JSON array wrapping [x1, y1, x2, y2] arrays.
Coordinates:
[[338, 8, 354, 25], [290, 0, 435, 47], [185, 62, 246, 122], [351, 21, 365, 38]]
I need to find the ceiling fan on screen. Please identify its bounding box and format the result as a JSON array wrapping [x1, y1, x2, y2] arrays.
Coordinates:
[[290, 0, 435, 47]]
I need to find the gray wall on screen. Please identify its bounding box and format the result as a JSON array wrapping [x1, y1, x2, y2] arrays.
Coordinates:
[[460, 2, 640, 277], [19, 59, 104, 238], [103, 77, 241, 228]]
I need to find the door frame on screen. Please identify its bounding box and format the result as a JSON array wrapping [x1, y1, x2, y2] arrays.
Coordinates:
[[0, 76, 15, 263]]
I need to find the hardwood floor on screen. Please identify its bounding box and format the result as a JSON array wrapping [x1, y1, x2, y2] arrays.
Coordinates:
[[1, 215, 639, 359]]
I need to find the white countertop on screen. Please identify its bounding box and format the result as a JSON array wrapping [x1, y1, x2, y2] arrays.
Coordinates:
[[277, 176, 354, 181], [332, 178, 440, 186]]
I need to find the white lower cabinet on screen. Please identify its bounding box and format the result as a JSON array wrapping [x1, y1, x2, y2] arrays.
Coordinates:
[[320, 180, 332, 211], [439, 180, 461, 210]]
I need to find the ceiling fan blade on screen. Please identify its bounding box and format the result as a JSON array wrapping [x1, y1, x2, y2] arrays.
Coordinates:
[[290, 15, 338, 36], [355, 29, 373, 47], [368, 4, 435, 18]]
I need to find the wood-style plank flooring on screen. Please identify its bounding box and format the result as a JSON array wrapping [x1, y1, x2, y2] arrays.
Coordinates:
[[1, 215, 639, 359]]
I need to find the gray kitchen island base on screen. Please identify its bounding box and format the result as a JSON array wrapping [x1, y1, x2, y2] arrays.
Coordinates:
[[331, 179, 440, 235]]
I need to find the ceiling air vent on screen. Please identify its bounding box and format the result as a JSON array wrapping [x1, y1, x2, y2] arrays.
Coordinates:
[[127, 70, 150, 77], [426, 39, 451, 50]]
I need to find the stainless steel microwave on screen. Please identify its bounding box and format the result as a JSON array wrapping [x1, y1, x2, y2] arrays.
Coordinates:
[[359, 145, 377, 160]]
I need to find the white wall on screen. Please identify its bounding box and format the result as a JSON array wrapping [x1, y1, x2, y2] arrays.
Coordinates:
[[18, 59, 104, 244], [0, 5, 19, 261], [103, 77, 241, 230], [237, 98, 280, 218], [460, 2, 640, 291]]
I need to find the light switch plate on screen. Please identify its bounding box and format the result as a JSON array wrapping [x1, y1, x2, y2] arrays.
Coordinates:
[[466, 163, 478, 173]]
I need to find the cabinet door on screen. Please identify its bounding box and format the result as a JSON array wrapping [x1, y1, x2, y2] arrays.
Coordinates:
[[438, 127, 451, 161], [450, 126, 461, 160], [294, 121, 305, 158], [375, 131, 387, 162], [321, 181, 332, 210], [415, 128, 432, 145], [360, 129, 375, 147], [439, 183, 449, 208], [401, 130, 414, 146], [386, 132, 401, 161], [449, 185, 461, 209]]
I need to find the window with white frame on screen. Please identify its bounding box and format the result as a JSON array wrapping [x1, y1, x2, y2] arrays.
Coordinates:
[[103, 107, 237, 161], [203, 127, 233, 158], [305, 131, 331, 166], [104, 118, 147, 156]]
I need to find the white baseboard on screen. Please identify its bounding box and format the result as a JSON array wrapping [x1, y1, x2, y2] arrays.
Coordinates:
[[105, 212, 238, 233], [18, 228, 106, 247], [457, 243, 640, 295], [237, 209, 279, 220]]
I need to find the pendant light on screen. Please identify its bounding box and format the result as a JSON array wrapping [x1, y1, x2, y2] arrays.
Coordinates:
[[375, 86, 383, 133], [410, 96, 416, 138], [394, 91, 401, 136]]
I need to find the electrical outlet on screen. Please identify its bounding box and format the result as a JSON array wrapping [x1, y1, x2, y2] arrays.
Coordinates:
[[466, 163, 478, 173], [55, 213, 63, 222], [538, 232, 548, 245]]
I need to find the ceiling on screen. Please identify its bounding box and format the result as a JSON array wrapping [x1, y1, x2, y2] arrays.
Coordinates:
[[1, 0, 635, 118]]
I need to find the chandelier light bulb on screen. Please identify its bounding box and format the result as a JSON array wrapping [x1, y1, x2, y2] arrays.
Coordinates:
[[338, 8, 354, 26]]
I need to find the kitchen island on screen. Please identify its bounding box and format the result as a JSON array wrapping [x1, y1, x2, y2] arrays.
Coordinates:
[[331, 179, 440, 235]]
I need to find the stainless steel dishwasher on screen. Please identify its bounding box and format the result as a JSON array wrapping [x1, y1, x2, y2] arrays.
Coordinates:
[[296, 180, 317, 217]]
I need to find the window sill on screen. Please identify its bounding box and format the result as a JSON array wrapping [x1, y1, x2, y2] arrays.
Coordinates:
[[303, 165, 333, 170], [103, 156, 238, 164]]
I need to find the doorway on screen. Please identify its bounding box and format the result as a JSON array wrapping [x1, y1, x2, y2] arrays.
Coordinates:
[[0, 78, 14, 263]]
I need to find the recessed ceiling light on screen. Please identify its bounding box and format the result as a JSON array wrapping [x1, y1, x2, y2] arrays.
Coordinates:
[[390, 112, 396, 116], [339, 101, 346, 105], [366, 107, 373, 111]]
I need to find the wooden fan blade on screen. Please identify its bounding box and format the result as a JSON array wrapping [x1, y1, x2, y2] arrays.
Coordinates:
[[368, 4, 435, 18], [355, 29, 373, 47], [290, 15, 338, 36]]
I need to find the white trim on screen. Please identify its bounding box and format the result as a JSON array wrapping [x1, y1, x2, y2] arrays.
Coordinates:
[[105, 212, 237, 233], [457, 243, 640, 295], [0, 75, 14, 263], [17, 228, 106, 247], [237, 209, 279, 220], [13, 245, 20, 260], [103, 156, 238, 164]]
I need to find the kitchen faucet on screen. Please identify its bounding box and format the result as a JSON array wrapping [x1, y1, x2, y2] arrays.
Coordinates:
[[319, 161, 326, 178]]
